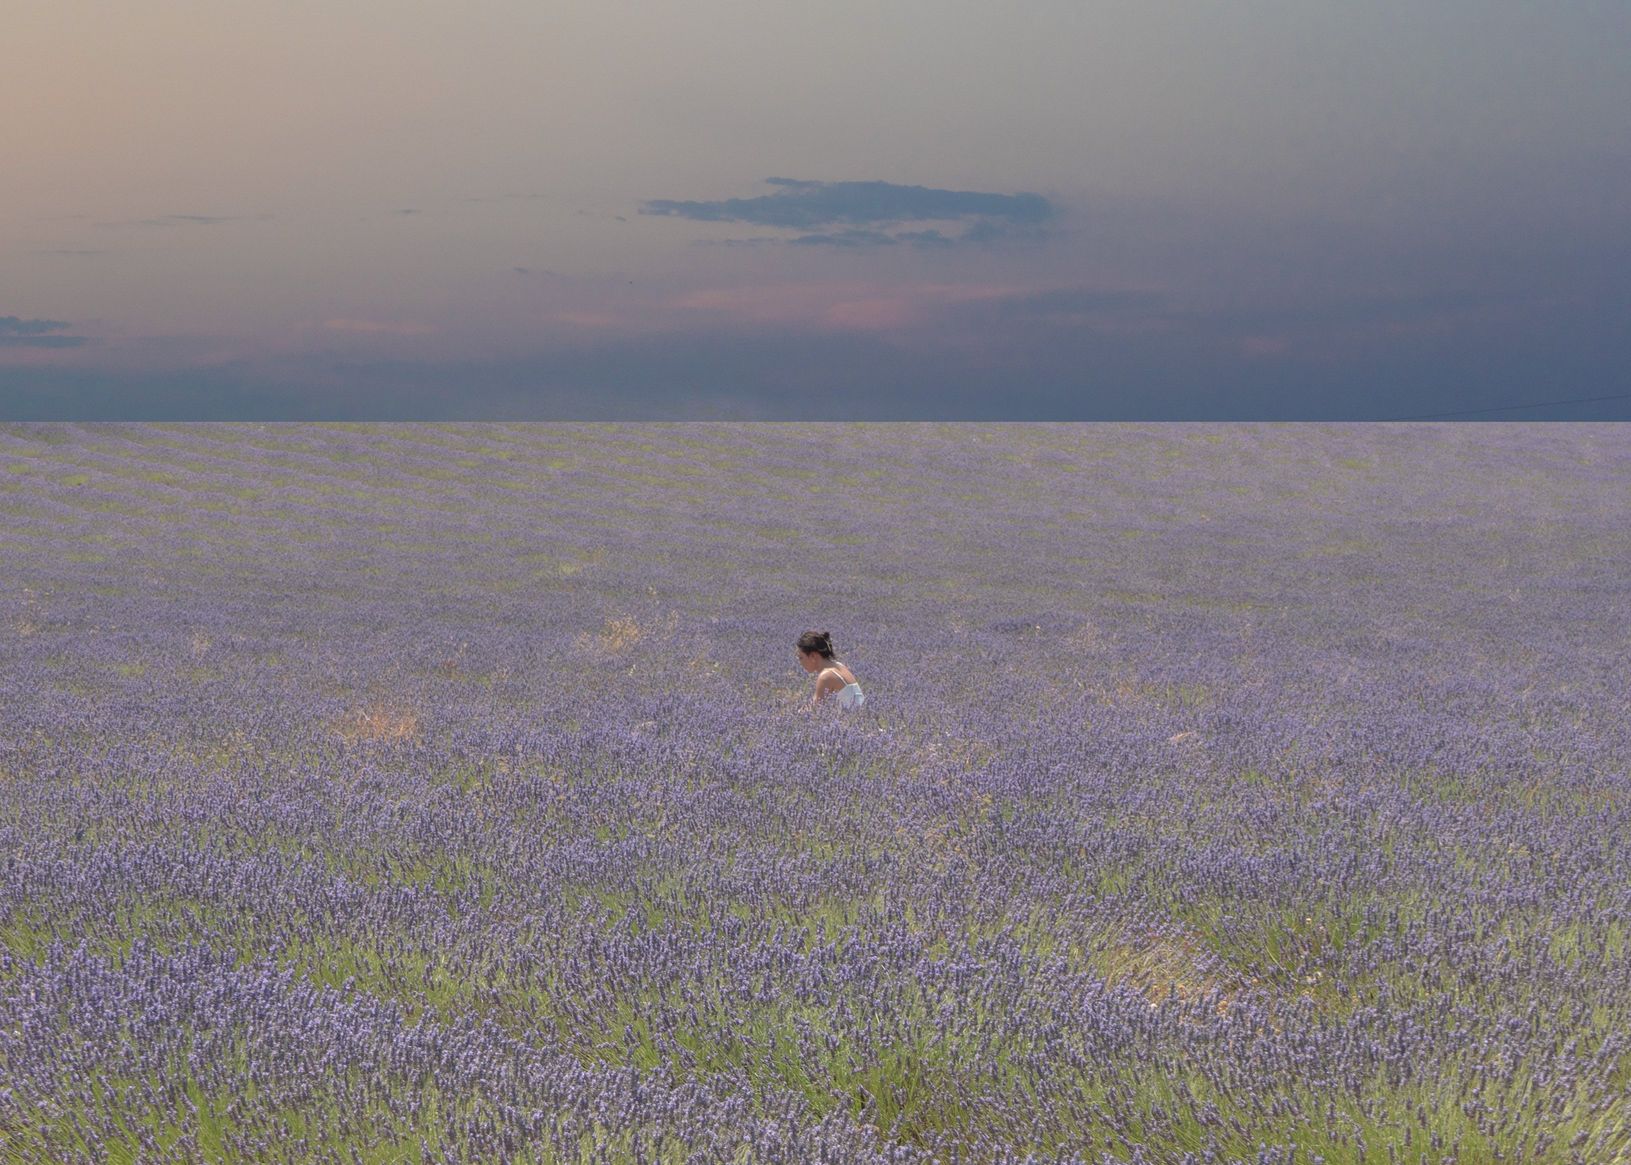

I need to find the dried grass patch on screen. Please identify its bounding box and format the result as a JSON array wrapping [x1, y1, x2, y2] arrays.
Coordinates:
[[1065, 620, 1105, 652], [333, 704, 421, 744], [1091, 922, 1245, 1013], [600, 616, 643, 652], [575, 611, 681, 660]]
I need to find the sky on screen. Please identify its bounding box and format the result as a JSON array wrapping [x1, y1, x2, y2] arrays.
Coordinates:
[[3, 1, 1628, 419]]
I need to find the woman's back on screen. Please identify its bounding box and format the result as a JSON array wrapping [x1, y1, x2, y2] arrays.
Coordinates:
[[827, 662, 865, 709]]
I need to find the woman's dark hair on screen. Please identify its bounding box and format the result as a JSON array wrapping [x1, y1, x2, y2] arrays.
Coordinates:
[[797, 630, 835, 659]]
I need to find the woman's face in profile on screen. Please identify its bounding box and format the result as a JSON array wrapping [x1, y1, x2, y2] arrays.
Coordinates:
[[796, 648, 821, 673]]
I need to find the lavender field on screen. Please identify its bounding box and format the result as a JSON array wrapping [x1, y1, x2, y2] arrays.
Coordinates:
[[1, 422, 1627, 1164]]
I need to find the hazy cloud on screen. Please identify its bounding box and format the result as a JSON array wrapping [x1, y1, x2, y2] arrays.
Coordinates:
[[321, 319, 435, 336], [642, 177, 1056, 247], [0, 316, 87, 348], [669, 281, 1030, 332], [97, 213, 272, 228], [1217, 290, 1500, 330], [954, 287, 1168, 322], [957, 218, 1050, 244]]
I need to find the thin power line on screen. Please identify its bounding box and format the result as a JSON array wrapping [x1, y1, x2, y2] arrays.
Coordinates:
[[1384, 391, 1631, 421]]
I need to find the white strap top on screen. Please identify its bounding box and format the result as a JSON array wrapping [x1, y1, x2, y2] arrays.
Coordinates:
[[826, 661, 865, 709]]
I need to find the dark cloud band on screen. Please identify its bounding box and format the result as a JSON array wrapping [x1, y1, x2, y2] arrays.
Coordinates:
[[0, 316, 86, 348]]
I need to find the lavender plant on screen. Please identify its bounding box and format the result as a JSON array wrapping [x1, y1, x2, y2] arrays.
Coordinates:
[[1, 421, 1627, 1163]]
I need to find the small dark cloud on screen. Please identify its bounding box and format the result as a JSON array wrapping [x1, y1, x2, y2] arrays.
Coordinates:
[[892, 229, 957, 247], [0, 316, 72, 336], [393, 208, 420, 216], [641, 177, 1056, 248], [692, 236, 782, 248], [792, 223, 1038, 248], [644, 177, 1053, 228], [0, 315, 87, 348], [956, 218, 1051, 244], [788, 228, 899, 248]]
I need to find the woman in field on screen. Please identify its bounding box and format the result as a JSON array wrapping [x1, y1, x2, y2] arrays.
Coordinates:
[[797, 630, 865, 709]]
